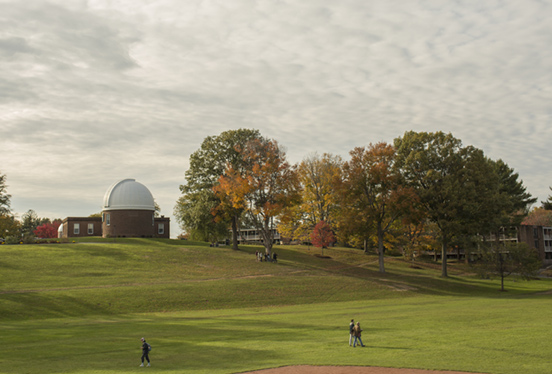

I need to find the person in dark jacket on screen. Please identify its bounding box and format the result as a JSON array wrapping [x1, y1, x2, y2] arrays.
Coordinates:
[[140, 337, 151, 367], [349, 319, 355, 346]]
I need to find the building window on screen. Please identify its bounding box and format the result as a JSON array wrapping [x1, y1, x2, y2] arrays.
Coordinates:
[[74, 223, 80, 235], [158, 223, 164, 235], [106, 213, 110, 226], [88, 223, 94, 235]]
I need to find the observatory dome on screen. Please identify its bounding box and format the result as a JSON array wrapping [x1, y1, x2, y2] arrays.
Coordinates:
[[102, 179, 155, 211]]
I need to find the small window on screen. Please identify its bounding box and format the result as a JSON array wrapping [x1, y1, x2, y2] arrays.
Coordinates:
[[158, 223, 165, 235], [88, 223, 94, 235], [74, 223, 80, 235], [106, 213, 110, 226]]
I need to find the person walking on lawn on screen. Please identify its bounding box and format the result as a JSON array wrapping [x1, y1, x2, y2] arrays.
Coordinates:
[[353, 322, 365, 347], [140, 337, 151, 367], [349, 319, 355, 346]]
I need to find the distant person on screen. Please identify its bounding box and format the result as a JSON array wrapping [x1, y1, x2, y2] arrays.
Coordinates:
[[353, 322, 365, 347], [273, 253, 278, 262], [349, 319, 355, 346], [140, 337, 151, 367]]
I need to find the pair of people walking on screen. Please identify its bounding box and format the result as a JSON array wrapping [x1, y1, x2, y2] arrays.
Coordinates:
[[349, 319, 365, 347]]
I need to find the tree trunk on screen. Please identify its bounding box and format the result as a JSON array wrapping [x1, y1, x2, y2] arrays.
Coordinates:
[[441, 236, 448, 277], [378, 224, 385, 273], [231, 215, 239, 250], [364, 238, 368, 253], [262, 218, 273, 256], [498, 252, 505, 291]]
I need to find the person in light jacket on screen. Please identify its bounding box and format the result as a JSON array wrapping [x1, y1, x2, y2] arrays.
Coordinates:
[[353, 322, 365, 347]]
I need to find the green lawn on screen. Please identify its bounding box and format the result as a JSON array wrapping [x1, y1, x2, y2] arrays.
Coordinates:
[[0, 239, 551, 373]]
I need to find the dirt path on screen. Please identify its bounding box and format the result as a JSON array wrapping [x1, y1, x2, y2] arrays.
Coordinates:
[[238, 365, 488, 374]]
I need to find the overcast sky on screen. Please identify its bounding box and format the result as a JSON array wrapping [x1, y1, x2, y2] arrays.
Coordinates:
[[1, 0, 551, 237]]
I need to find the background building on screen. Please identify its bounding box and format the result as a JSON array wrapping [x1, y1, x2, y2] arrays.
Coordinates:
[[59, 179, 169, 239]]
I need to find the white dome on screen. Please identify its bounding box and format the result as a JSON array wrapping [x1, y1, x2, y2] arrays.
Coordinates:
[[102, 179, 155, 211]]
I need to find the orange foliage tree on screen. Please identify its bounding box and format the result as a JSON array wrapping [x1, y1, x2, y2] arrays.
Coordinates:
[[337, 142, 417, 273], [213, 138, 301, 255], [522, 207, 552, 226]]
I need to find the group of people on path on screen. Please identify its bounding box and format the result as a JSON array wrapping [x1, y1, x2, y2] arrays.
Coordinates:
[[349, 319, 365, 347], [255, 251, 277, 262]]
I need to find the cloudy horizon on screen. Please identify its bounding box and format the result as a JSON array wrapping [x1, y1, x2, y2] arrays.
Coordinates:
[[1, 0, 551, 237]]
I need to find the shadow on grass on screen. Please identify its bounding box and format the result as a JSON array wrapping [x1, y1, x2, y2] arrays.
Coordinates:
[[241, 244, 551, 299]]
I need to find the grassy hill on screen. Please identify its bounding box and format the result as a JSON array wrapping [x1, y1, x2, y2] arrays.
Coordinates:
[[0, 238, 551, 373]]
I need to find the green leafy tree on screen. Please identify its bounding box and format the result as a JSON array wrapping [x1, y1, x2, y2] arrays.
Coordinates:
[[177, 129, 262, 249], [541, 187, 552, 210], [484, 159, 536, 239], [0, 171, 11, 215], [394, 131, 500, 277], [20, 209, 41, 237], [472, 242, 541, 291], [175, 189, 228, 245]]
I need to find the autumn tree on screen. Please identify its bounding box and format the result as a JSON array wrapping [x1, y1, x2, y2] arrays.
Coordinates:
[[310, 220, 336, 254], [400, 219, 438, 261], [0, 214, 19, 239], [176, 129, 262, 249], [394, 131, 501, 277], [34, 220, 61, 239], [278, 153, 342, 243], [214, 138, 301, 255], [337, 142, 417, 273], [522, 207, 552, 226]]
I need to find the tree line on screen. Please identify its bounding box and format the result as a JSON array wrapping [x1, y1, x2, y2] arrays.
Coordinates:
[[175, 129, 546, 279]]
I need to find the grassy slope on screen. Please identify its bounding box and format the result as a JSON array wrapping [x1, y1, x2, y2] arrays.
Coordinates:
[[0, 239, 551, 374]]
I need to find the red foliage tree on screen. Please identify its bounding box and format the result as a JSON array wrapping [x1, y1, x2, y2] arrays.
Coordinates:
[[310, 220, 336, 249], [522, 207, 552, 226], [34, 221, 61, 239]]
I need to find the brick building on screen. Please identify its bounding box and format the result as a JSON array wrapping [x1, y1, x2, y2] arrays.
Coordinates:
[[59, 179, 170, 239], [518, 225, 552, 266]]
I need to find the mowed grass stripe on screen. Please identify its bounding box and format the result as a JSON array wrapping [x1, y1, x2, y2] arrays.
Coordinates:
[[1, 297, 551, 374], [0, 238, 551, 373]]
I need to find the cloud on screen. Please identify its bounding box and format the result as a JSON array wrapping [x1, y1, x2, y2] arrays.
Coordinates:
[[1, 0, 551, 235]]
